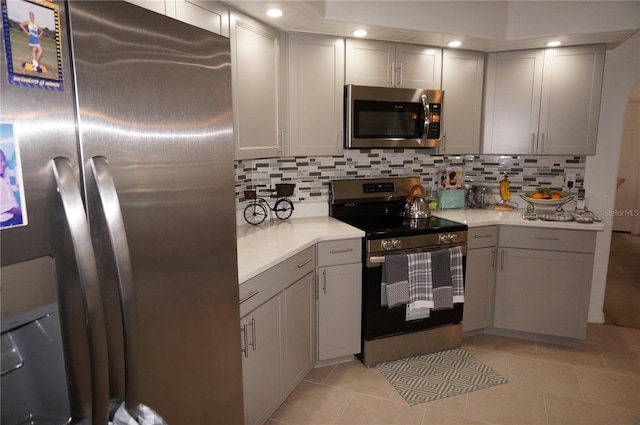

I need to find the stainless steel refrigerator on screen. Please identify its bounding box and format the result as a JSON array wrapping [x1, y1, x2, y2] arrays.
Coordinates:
[[0, 1, 243, 424]]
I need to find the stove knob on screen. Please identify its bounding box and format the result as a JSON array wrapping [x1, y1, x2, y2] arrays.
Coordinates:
[[439, 234, 449, 244], [392, 239, 402, 249], [448, 233, 458, 243], [381, 240, 392, 250]]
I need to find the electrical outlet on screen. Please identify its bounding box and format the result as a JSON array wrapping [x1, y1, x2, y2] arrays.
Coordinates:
[[565, 174, 576, 191]]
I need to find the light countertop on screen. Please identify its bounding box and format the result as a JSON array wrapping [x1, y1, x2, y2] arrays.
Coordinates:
[[236, 208, 604, 284], [432, 208, 606, 231], [236, 216, 364, 284]]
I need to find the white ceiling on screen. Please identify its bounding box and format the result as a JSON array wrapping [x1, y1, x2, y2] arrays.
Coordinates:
[[222, 0, 640, 51]]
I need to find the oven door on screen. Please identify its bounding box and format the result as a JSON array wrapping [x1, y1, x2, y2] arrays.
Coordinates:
[[363, 244, 466, 341]]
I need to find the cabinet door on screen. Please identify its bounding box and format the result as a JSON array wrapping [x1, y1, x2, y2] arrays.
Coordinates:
[[441, 49, 484, 154], [174, 0, 229, 36], [395, 43, 442, 89], [242, 294, 285, 425], [494, 248, 594, 339], [317, 264, 362, 360], [284, 272, 315, 392], [539, 45, 605, 155], [287, 33, 345, 156], [231, 12, 281, 160], [125, 0, 167, 15], [483, 49, 544, 154], [345, 39, 396, 87], [462, 247, 496, 332]]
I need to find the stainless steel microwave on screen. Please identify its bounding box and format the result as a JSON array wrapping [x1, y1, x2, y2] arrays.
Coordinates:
[[345, 84, 443, 149]]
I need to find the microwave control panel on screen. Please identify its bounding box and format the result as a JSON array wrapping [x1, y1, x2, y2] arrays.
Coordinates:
[[426, 103, 441, 139]]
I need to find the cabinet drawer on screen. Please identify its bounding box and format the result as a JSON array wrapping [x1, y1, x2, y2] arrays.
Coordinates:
[[499, 226, 596, 254], [239, 263, 285, 318], [317, 239, 362, 267], [284, 246, 316, 285], [468, 226, 498, 249]]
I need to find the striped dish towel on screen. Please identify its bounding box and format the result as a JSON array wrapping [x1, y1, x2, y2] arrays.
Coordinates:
[[407, 252, 434, 310], [450, 246, 465, 303]]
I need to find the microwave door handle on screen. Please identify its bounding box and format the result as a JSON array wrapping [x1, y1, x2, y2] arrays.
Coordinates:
[[421, 95, 430, 145]]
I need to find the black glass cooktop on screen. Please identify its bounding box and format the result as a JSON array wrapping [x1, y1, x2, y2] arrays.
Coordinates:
[[334, 214, 467, 239]]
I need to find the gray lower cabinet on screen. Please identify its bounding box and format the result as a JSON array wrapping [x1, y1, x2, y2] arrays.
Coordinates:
[[316, 239, 362, 361], [240, 246, 316, 425], [284, 270, 316, 391], [493, 227, 596, 339], [241, 292, 285, 425], [462, 226, 498, 332]]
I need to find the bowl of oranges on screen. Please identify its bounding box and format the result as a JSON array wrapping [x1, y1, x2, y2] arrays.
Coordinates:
[[521, 188, 573, 206]]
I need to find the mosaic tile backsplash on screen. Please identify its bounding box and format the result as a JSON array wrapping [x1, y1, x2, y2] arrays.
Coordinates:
[[235, 150, 586, 210]]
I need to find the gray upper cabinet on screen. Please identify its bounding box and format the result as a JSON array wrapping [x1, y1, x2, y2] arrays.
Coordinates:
[[127, 0, 229, 36], [230, 11, 281, 160], [483, 45, 605, 155], [345, 39, 442, 90], [286, 33, 345, 157], [174, 0, 229, 36], [440, 49, 485, 155]]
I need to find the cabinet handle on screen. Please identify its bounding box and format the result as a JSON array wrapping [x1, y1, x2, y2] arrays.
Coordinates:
[[322, 269, 327, 295], [248, 318, 256, 352], [313, 275, 318, 300], [337, 132, 342, 150], [540, 132, 546, 153], [390, 61, 395, 86], [534, 236, 559, 241], [491, 249, 496, 269], [297, 258, 312, 268], [330, 248, 354, 254], [531, 133, 536, 154], [241, 324, 249, 358], [441, 133, 447, 153], [500, 249, 505, 271], [398, 63, 403, 86], [474, 234, 493, 239], [239, 290, 259, 304]]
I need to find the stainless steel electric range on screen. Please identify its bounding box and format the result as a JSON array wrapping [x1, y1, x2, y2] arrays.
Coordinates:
[[329, 177, 468, 366]]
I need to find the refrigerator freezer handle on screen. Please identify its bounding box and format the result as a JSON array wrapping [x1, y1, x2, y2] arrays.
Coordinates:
[[90, 156, 140, 419], [52, 157, 110, 424]]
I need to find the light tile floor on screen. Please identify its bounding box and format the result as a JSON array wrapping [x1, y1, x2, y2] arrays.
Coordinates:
[[269, 324, 640, 425]]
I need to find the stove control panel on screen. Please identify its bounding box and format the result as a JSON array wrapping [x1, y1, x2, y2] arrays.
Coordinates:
[[439, 233, 459, 244], [363, 182, 396, 194], [372, 231, 467, 253], [381, 239, 403, 250]]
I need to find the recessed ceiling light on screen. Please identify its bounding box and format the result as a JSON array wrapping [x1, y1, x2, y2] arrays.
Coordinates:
[[266, 9, 283, 18], [546, 40, 562, 47], [447, 41, 462, 48], [352, 29, 368, 37]]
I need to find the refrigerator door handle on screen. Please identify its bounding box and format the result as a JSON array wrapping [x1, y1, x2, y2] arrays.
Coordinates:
[[52, 157, 110, 424], [90, 156, 140, 419]]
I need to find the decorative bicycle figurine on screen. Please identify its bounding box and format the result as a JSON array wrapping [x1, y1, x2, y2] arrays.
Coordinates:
[[243, 183, 295, 225]]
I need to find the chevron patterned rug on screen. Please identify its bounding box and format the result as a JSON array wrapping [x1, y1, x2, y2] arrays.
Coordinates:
[[376, 348, 508, 406]]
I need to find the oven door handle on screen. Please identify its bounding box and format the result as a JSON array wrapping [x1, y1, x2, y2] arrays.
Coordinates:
[[367, 245, 467, 267], [370, 256, 386, 264]]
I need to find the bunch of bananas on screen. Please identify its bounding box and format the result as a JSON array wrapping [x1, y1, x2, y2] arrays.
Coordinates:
[[499, 172, 511, 202]]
